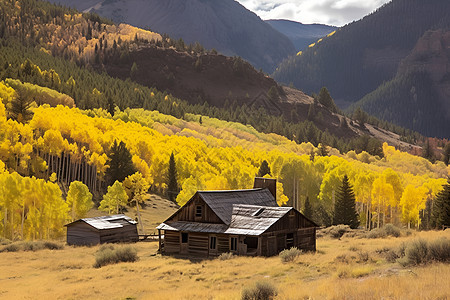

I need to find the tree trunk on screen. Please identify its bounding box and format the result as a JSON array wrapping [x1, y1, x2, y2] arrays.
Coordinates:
[[377, 204, 380, 228], [135, 198, 144, 234]]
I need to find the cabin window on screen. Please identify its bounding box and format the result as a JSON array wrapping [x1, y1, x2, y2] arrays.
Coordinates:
[[210, 236, 217, 250], [181, 232, 188, 243], [230, 237, 238, 251], [195, 205, 203, 217], [286, 233, 294, 248]]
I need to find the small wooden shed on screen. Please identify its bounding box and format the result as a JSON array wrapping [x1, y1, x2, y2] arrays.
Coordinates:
[[157, 178, 317, 257], [65, 215, 139, 246]]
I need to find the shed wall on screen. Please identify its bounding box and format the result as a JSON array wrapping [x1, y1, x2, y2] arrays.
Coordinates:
[[67, 222, 100, 245], [99, 225, 139, 244]]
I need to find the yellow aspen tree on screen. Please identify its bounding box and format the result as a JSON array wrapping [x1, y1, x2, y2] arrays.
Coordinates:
[[371, 177, 394, 228], [99, 181, 128, 214], [66, 181, 93, 221], [399, 185, 427, 229], [123, 172, 149, 233]]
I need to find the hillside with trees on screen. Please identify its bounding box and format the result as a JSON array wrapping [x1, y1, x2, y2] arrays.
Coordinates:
[[350, 29, 450, 137], [0, 0, 449, 241], [273, 0, 450, 137], [1, 0, 425, 156], [48, 0, 296, 73]]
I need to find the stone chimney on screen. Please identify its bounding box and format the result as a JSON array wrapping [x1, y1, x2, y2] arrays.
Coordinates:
[[253, 177, 276, 201]]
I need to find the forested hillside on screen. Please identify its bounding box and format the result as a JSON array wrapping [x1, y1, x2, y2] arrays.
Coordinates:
[[0, 97, 448, 239], [0, 0, 449, 241], [0, 0, 411, 155], [48, 0, 296, 73], [273, 0, 450, 137], [351, 29, 450, 137]]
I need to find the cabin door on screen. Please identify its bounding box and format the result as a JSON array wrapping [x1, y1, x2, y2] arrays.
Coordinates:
[[180, 232, 188, 254], [267, 236, 277, 256]]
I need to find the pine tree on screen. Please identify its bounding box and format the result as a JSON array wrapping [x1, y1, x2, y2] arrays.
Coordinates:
[[443, 143, 450, 166], [106, 140, 136, 186], [317, 87, 338, 113], [167, 152, 179, 202], [8, 91, 34, 123], [303, 196, 313, 220], [333, 175, 359, 229], [431, 179, 450, 229], [422, 139, 434, 162], [257, 160, 271, 177]]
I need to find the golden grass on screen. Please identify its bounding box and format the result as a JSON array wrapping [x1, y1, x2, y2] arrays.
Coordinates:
[[0, 230, 448, 299]]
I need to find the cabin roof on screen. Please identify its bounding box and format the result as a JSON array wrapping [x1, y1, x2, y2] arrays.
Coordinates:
[[157, 204, 292, 236], [197, 188, 277, 225], [65, 214, 137, 230]]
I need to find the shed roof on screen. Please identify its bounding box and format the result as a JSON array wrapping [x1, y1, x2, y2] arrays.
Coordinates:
[[157, 204, 291, 236], [197, 188, 277, 225], [65, 214, 137, 230]]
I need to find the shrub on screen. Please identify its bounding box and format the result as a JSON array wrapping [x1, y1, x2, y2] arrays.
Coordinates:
[[385, 249, 399, 263], [0, 241, 64, 252], [241, 281, 277, 300], [279, 247, 302, 263], [357, 250, 370, 263], [367, 228, 387, 239], [320, 225, 351, 238], [384, 224, 401, 237], [0, 237, 11, 245], [218, 252, 234, 260], [427, 238, 450, 263], [405, 239, 429, 265], [367, 224, 401, 238], [94, 245, 138, 268], [1, 243, 20, 252], [43, 241, 64, 250]]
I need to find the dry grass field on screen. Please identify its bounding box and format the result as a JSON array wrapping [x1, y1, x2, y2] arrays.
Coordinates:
[[0, 196, 449, 300]]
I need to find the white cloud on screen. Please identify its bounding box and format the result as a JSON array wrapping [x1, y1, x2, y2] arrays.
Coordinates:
[[236, 0, 391, 26]]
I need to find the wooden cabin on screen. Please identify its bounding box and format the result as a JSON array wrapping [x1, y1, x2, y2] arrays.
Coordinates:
[[157, 178, 317, 257], [65, 214, 139, 246]]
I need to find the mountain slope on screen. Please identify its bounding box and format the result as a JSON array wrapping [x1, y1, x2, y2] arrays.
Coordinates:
[[351, 29, 450, 137], [266, 20, 336, 51], [273, 0, 450, 138], [49, 0, 296, 72]]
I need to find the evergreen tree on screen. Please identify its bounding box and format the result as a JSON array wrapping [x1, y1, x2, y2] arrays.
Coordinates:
[[8, 91, 34, 123], [167, 152, 179, 202], [130, 62, 138, 78], [317, 87, 338, 113], [333, 175, 359, 229], [431, 179, 450, 229], [106, 140, 136, 186], [303, 196, 313, 220], [317, 143, 328, 156], [268, 86, 279, 102], [353, 107, 368, 126], [307, 103, 315, 121], [107, 98, 115, 116], [257, 160, 271, 177], [422, 139, 434, 163], [443, 143, 450, 166]]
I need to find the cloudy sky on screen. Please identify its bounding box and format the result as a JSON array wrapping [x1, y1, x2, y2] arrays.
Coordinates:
[[235, 0, 391, 26]]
